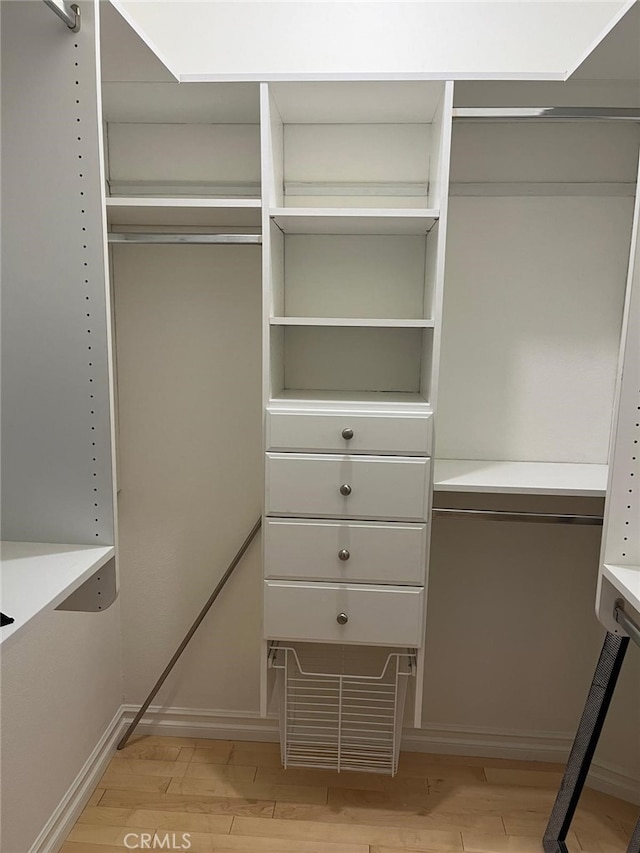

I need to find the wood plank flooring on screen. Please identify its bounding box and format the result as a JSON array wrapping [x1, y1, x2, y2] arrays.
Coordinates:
[[61, 736, 639, 853]]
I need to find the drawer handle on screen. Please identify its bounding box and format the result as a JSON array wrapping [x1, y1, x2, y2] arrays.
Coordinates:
[[342, 428, 354, 440], [339, 483, 352, 496], [338, 549, 350, 561], [336, 612, 349, 625]]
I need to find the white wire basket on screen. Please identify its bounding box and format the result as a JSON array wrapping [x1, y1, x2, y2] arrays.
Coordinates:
[[269, 643, 416, 776]]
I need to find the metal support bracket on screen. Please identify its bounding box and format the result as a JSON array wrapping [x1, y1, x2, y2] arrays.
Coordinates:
[[42, 0, 80, 32]]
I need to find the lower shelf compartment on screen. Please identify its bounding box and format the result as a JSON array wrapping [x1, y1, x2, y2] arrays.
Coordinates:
[[269, 642, 416, 776]]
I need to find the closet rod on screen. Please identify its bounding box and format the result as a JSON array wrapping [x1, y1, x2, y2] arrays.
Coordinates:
[[433, 508, 603, 525], [614, 605, 640, 649], [453, 107, 640, 122], [108, 233, 262, 245], [42, 0, 80, 31], [117, 517, 262, 751]]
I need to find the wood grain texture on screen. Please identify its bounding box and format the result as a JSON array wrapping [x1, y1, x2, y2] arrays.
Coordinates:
[[60, 737, 638, 853]]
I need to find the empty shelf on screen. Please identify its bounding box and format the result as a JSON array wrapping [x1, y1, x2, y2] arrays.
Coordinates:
[[271, 208, 439, 235], [0, 542, 115, 648], [433, 460, 608, 496], [106, 197, 261, 228], [602, 564, 640, 614]]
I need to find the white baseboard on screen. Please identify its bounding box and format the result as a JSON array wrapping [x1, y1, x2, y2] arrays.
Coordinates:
[[28, 707, 126, 853], [30, 703, 640, 853]]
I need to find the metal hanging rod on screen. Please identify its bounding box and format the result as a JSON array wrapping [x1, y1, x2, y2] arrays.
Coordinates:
[[117, 517, 262, 751], [614, 604, 640, 649], [108, 233, 262, 245], [42, 0, 80, 32], [453, 107, 640, 123], [433, 508, 603, 525]]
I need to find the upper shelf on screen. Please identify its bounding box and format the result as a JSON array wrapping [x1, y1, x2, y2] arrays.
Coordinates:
[[0, 542, 115, 649], [433, 460, 608, 496], [602, 564, 640, 614], [270, 209, 439, 235], [106, 197, 262, 228]]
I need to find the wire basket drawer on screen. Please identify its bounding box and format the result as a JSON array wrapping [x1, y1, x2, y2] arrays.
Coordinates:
[[270, 643, 415, 776]]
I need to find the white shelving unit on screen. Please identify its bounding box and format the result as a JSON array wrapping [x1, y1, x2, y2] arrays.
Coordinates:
[[261, 81, 454, 738], [434, 460, 608, 496]]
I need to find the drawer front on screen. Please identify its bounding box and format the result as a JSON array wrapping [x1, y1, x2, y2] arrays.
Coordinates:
[[264, 580, 424, 646], [265, 453, 430, 522], [264, 518, 426, 584], [267, 411, 432, 456]]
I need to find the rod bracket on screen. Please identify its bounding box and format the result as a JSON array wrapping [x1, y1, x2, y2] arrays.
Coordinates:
[[43, 0, 81, 33]]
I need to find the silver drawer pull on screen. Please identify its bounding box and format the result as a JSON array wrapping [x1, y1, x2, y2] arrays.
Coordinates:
[[336, 613, 349, 625], [342, 428, 354, 440], [339, 483, 352, 496], [338, 549, 350, 561]]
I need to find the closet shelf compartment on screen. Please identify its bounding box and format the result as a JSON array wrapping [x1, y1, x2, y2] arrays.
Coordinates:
[[433, 459, 608, 496], [270, 209, 439, 236], [270, 317, 434, 328], [270, 390, 432, 412], [270, 643, 415, 775], [0, 542, 115, 648], [106, 197, 262, 228]]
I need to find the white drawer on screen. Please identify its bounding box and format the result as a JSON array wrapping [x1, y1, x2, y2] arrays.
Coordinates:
[[265, 453, 430, 522], [264, 580, 424, 646], [267, 410, 432, 456], [264, 518, 426, 584]]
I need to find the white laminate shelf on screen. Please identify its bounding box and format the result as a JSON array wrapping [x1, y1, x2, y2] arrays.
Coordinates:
[[270, 208, 439, 235], [0, 542, 115, 648], [602, 564, 640, 615], [106, 197, 262, 228], [270, 317, 434, 328], [271, 389, 431, 412], [433, 459, 608, 497]]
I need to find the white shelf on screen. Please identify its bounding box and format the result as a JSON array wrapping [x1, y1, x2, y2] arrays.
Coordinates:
[[0, 542, 115, 649], [433, 459, 608, 496], [271, 317, 434, 328], [106, 197, 261, 228], [270, 208, 439, 235], [271, 389, 431, 412], [602, 564, 640, 614]]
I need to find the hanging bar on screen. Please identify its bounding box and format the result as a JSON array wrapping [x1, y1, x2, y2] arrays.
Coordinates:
[[614, 605, 640, 648], [117, 518, 262, 751], [432, 508, 603, 525], [108, 233, 262, 245], [453, 107, 640, 122], [42, 0, 80, 31]]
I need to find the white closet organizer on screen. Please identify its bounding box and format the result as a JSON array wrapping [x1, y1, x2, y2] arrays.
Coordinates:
[[102, 81, 262, 233], [261, 81, 454, 758], [436, 113, 640, 497]]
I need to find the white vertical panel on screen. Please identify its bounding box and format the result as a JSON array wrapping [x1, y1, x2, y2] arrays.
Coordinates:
[[1, 0, 115, 545]]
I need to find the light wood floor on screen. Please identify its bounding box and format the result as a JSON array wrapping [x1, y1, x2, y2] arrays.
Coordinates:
[[62, 736, 639, 853]]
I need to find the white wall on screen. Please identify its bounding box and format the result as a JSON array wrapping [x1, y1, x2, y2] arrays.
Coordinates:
[[0, 604, 123, 852]]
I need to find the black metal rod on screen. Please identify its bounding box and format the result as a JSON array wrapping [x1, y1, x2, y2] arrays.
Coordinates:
[[543, 632, 630, 852], [117, 517, 262, 751]]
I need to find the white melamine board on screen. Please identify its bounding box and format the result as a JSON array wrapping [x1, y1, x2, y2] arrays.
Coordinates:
[[437, 196, 634, 464], [110, 1, 631, 81], [597, 159, 640, 634], [102, 81, 259, 123], [272, 318, 433, 328], [428, 84, 455, 210], [451, 123, 640, 185], [1, 0, 115, 544], [262, 84, 285, 209], [107, 198, 261, 228], [434, 460, 608, 496], [269, 221, 285, 317], [272, 390, 430, 409], [269, 82, 445, 124], [271, 210, 438, 235], [0, 542, 115, 649], [282, 234, 428, 320], [282, 327, 427, 395], [106, 123, 261, 187]]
